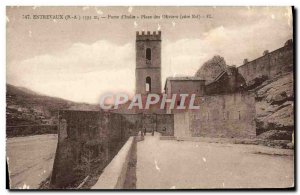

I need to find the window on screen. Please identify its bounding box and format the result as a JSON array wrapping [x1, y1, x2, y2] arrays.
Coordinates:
[[146, 76, 151, 92], [146, 48, 151, 60]]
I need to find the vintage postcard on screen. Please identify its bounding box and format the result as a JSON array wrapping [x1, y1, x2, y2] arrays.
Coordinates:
[[6, 6, 294, 190]]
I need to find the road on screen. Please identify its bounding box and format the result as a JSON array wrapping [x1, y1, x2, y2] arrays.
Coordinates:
[[136, 133, 294, 189], [6, 134, 58, 189]]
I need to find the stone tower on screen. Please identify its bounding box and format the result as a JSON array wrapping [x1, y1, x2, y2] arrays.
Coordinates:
[[135, 31, 162, 95]]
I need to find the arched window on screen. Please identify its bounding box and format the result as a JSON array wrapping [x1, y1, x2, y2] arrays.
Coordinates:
[[146, 76, 151, 92], [146, 48, 151, 60]]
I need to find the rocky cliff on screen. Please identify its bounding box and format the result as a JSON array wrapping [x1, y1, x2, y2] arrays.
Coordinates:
[[254, 72, 294, 141]]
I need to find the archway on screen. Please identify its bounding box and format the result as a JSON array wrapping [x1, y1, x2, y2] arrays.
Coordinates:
[[146, 76, 151, 92]]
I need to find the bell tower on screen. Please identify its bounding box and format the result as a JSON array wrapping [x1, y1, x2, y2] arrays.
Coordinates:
[[135, 31, 162, 95]]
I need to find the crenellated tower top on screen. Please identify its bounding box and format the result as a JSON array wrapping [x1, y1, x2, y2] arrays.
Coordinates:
[[136, 31, 161, 41]]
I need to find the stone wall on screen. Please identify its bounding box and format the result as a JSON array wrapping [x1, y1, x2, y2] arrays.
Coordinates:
[[205, 67, 246, 95], [156, 114, 174, 136], [135, 68, 162, 94], [51, 110, 174, 188], [141, 114, 156, 132], [238, 41, 293, 85], [50, 111, 140, 188], [165, 79, 206, 97], [174, 92, 256, 139], [91, 137, 135, 189], [140, 113, 174, 136]]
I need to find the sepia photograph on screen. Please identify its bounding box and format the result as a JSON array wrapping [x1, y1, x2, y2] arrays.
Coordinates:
[[5, 6, 295, 190]]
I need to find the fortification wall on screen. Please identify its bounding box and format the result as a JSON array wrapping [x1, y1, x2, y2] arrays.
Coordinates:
[[238, 41, 293, 84], [51, 110, 174, 188], [50, 111, 141, 188], [140, 113, 174, 135], [156, 114, 174, 136], [174, 92, 256, 139]]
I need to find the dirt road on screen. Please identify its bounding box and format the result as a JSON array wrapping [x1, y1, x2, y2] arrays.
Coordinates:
[[6, 134, 58, 189]]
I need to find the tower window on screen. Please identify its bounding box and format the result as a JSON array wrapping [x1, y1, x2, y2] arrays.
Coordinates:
[[146, 76, 151, 92], [146, 48, 151, 61]]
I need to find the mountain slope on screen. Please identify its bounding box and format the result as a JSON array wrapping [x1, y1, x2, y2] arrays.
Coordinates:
[[6, 84, 99, 127]]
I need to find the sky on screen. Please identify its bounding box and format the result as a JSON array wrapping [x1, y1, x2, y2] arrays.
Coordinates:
[[6, 6, 293, 103]]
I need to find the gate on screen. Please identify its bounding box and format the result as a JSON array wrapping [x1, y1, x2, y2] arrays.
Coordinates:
[[142, 114, 157, 133]]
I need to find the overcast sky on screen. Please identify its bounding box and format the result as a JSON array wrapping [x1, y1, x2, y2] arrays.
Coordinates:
[[6, 6, 293, 103]]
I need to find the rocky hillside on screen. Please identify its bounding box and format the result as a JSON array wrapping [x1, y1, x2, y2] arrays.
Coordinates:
[[195, 55, 228, 83], [253, 73, 294, 141], [6, 84, 99, 134]]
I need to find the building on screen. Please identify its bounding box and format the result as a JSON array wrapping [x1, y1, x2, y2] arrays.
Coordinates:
[[135, 31, 162, 95], [205, 66, 246, 95], [164, 77, 205, 113], [164, 77, 206, 96]]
